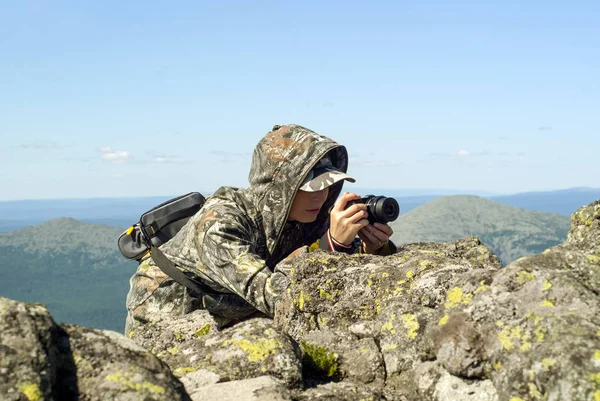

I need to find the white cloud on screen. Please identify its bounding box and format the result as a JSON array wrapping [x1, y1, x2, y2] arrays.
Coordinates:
[[457, 150, 469, 157], [98, 146, 130, 164], [153, 155, 184, 164]]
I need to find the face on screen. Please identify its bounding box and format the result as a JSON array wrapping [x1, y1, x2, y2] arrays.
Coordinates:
[[288, 188, 330, 223]]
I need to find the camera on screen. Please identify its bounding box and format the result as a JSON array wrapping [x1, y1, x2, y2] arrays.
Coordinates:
[[345, 195, 400, 224]]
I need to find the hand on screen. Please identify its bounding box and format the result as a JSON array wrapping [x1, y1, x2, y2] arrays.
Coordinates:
[[359, 222, 394, 254], [329, 192, 370, 245]]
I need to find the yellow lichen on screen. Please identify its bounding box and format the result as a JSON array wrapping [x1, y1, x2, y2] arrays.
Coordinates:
[[402, 314, 419, 339], [438, 314, 449, 326], [382, 272, 389, 278], [496, 321, 505, 327], [588, 372, 600, 384], [319, 287, 334, 300], [225, 338, 281, 363], [444, 287, 472, 308], [493, 361, 502, 370], [195, 324, 211, 337], [498, 325, 524, 351], [301, 341, 338, 377], [383, 343, 397, 350], [528, 382, 543, 400], [475, 281, 490, 294], [166, 346, 179, 355], [173, 366, 198, 377], [594, 350, 600, 360], [128, 330, 134, 339], [381, 314, 396, 334], [587, 254, 600, 263], [541, 279, 552, 291], [510, 398, 526, 401], [299, 291, 311, 310], [406, 270, 414, 279], [541, 300, 554, 307], [542, 358, 556, 371], [594, 390, 600, 401], [18, 382, 42, 401], [534, 325, 545, 343], [105, 372, 166, 394], [516, 270, 535, 285]]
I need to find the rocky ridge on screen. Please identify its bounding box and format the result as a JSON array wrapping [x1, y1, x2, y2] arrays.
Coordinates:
[[1, 201, 599, 400]]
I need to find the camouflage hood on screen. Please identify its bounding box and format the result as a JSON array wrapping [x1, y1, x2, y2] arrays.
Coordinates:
[[246, 124, 351, 254]]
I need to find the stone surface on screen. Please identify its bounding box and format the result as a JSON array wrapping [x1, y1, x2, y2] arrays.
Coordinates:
[[188, 375, 291, 401], [2, 200, 599, 400], [0, 297, 190, 401]]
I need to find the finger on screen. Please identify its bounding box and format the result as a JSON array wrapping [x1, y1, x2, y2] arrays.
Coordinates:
[[347, 208, 369, 223], [358, 227, 380, 246], [373, 223, 394, 236], [340, 203, 367, 218], [332, 192, 361, 212], [366, 225, 389, 243]]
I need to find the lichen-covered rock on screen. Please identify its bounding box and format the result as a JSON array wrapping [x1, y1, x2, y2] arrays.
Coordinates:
[[273, 202, 600, 400], [0, 296, 190, 401], [291, 380, 384, 401], [153, 317, 303, 388], [57, 325, 190, 400], [3, 200, 599, 401], [187, 375, 292, 401], [0, 297, 59, 401]]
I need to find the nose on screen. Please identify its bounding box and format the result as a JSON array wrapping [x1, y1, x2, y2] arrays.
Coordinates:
[[311, 189, 328, 203]]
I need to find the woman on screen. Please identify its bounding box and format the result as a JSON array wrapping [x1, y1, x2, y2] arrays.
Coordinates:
[[125, 124, 395, 333]]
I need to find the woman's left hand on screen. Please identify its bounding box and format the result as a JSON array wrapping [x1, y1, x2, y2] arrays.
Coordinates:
[[359, 222, 394, 254]]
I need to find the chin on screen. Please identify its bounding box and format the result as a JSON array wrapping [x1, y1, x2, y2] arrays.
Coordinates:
[[300, 214, 319, 223]]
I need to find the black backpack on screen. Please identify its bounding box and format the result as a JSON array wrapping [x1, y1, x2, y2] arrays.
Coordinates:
[[118, 192, 216, 294]]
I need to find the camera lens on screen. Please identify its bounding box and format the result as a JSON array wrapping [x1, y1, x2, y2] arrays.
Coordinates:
[[373, 197, 399, 223]]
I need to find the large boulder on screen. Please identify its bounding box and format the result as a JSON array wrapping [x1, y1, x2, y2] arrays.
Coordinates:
[[273, 200, 600, 400], [0, 297, 190, 401]]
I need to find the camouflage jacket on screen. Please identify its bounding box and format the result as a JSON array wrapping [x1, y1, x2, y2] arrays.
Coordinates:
[[125, 124, 395, 333]]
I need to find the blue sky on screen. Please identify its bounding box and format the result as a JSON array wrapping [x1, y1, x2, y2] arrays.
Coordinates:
[[1, 1, 598, 200]]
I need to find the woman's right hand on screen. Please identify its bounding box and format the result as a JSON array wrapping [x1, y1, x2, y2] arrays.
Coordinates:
[[329, 192, 370, 245]]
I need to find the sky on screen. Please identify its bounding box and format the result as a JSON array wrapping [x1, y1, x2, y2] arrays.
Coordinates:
[[1, 0, 598, 201]]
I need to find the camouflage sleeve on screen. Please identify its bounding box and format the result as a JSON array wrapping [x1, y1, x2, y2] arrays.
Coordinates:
[[124, 257, 196, 337], [198, 215, 297, 318]]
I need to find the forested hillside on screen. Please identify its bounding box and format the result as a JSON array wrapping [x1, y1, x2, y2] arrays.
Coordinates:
[[0, 218, 136, 332], [390, 195, 571, 265]]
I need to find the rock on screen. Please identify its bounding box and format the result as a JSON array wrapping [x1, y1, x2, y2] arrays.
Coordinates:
[[0, 297, 59, 401], [188, 375, 291, 401], [2, 200, 599, 400], [57, 325, 190, 400], [272, 202, 600, 400], [0, 297, 190, 401], [142, 314, 302, 388]]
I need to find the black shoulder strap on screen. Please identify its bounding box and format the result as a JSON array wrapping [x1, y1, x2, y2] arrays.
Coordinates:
[[149, 243, 218, 296]]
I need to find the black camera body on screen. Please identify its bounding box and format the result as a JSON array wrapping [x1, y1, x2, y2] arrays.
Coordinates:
[[345, 195, 400, 224]]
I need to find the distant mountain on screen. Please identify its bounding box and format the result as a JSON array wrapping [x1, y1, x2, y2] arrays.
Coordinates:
[[489, 187, 600, 216], [0, 218, 136, 332], [2, 188, 597, 233], [389, 195, 571, 265]]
